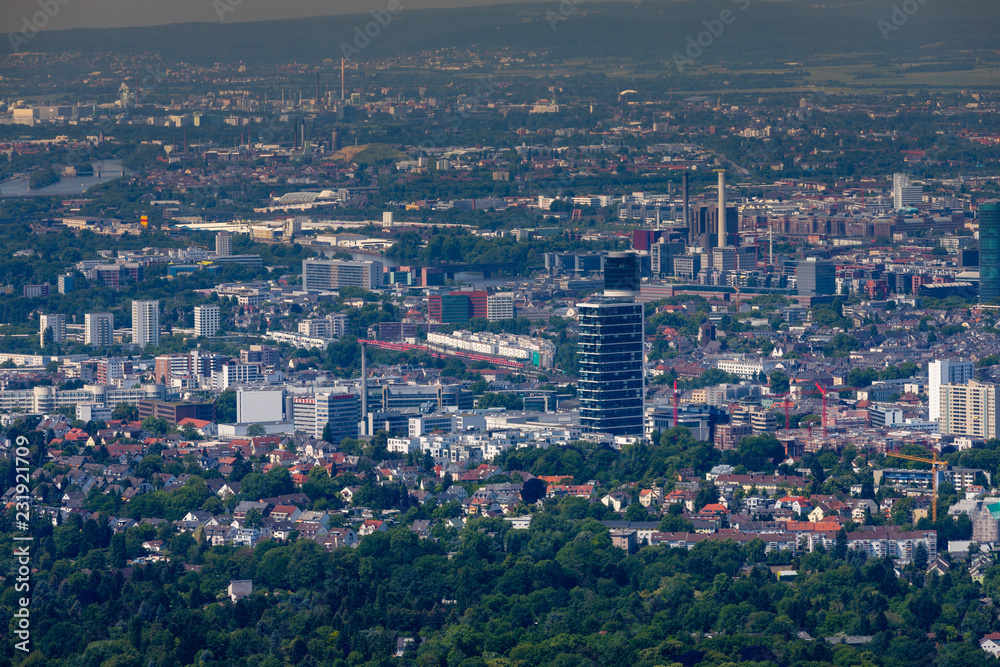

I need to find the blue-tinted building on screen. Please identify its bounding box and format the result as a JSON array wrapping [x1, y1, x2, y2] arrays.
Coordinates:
[[980, 203, 1000, 305]]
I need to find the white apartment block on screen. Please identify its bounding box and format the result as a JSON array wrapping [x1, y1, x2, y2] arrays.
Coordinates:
[[297, 313, 350, 340], [213, 363, 264, 390], [301, 259, 383, 292], [84, 313, 114, 346], [716, 358, 776, 380], [266, 331, 331, 350], [39, 314, 66, 343], [0, 383, 165, 414], [939, 380, 1000, 440], [131, 300, 160, 349], [426, 330, 555, 368], [929, 359, 974, 422], [194, 304, 221, 337]]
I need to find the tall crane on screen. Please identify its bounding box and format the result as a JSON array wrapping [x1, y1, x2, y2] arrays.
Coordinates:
[[886, 450, 946, 522], [814, 382, 829, 437], [809, 382, 863, 437]]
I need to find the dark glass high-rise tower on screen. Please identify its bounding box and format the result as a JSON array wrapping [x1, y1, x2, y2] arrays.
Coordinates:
[[579, 251, 645, 436], [578, 299, 645, 436], [981, 203, 1000, 305]]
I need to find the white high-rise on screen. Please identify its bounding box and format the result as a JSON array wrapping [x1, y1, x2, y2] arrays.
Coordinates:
[[132, 300, 160, 349], [893, 173, 923, 210], [929, 359, 974, 422], [939, 381, 1000, 440], [84, 313, 114, 346], [39, 314, 66, 343], [215, 231, 232, 257], [194, 304, 221, 337]]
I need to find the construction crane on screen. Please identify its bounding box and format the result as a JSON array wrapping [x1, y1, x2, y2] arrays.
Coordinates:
[[814, 382, 829, 438], [886, 450, 946, 522], [771, 392, 794, 431]]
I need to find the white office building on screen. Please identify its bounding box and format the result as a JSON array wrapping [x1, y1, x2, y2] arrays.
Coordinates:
[[236, 388, 285, 424], [39, 314, 66, 343], [84, 313, 114, 346], [487, 293, 515, 321], [929, 359, 974, 422], [194, 304, 221, 337], [893, 173, 923, 210], [131, 300, 160, 349], [301, 259, 383, 291]]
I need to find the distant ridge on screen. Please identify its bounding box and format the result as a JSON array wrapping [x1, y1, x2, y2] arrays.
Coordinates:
[[9, 0, 999, 68]]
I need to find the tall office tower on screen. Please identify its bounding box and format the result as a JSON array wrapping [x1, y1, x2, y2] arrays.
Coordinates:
[[579, 252, 645, 436], [131, 300, 160, 349], [928, 359, 975, 422], [85, 313, 114, 346], [939, 380, 1000, 440], [717, 170, 727, 249], [57, 274, 74, 294], [194, 304, 221, 337], [215, 231, 232, 257], [578, 299, 645, 436], [302, 259, 383, 291], [797, 258, 836, 296], [893, 173, 923, 210], [682, 171, 689, 229], [39, 313, 66, 343], [980, 203, 1000, 305]]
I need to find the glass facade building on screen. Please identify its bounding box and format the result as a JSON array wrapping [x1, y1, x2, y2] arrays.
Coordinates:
[[797, 259, 836, 296], [578, 298, 645, 436], [981, 203, 1000, 305], [603, 252, 641, 296]]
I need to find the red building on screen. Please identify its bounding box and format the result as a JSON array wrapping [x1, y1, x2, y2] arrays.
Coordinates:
[[632, 229, 662, 252]]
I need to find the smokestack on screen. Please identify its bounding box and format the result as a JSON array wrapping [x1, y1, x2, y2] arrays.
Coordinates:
[[341, 57, 346, 101], [717, 169, 727, 248], [682, 171, 689, 232], [360, 340, 368, 435]]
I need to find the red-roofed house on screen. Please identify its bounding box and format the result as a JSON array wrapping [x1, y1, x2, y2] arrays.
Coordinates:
[[178, 418, 217, 437], [358, 519, 386, 536], [269, 505, 302, 522]]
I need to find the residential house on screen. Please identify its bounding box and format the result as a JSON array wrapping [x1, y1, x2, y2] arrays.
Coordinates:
[[358, 519, 387, 536], [228, 580, 253, 602]]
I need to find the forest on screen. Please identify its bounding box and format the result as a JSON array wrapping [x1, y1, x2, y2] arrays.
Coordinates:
[[1, 420, 996, 666], [3, 495, 999, 666]]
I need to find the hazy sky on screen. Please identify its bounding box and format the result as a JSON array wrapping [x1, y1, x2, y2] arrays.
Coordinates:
[[1, 0, 566, 33]]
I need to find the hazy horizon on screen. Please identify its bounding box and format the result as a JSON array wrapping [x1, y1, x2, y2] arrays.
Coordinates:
[[0, 0, 603, 34]]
